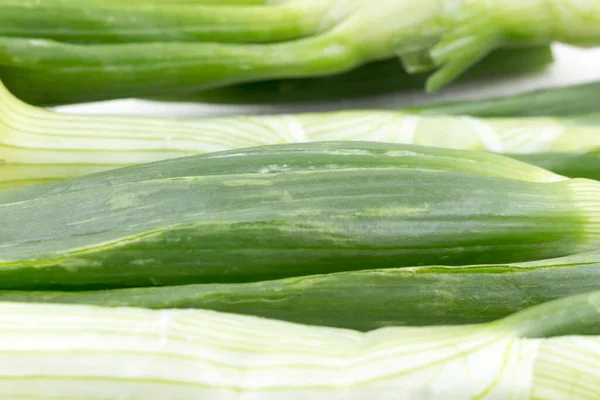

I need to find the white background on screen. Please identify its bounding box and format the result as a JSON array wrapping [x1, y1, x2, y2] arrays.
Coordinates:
[[56, 44, 600, 118]]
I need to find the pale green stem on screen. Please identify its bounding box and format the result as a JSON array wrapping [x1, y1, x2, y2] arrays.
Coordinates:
[[0, 291, 598, 398], [0, 0, 342, 44], [1, 79, 598, 189], [0, 0, 599, 98]]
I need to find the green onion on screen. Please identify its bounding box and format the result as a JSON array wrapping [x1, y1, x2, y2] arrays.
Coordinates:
[[514, 151, 600, 182], [409, 81, 600, 117], [1, 249, 599, 331], [0, 291, 599, 398], [3, 78, 600, 189], [2, 141, 600, 290], [1, 0, 599, 103], [0, 0, 330, 44], [164, 46, 554, 104]]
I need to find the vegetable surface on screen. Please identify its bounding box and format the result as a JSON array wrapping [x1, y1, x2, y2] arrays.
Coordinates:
[[3, 78, 600, 189], [3, 141, 600, 290], [150, 46, 555, 104], [410, 81, 600, 118], [514, 152, 600, 182], [0, 291, 599, 399], [1, 0, 599, 103], [2, 250, 600, 331], [0, 0, 345, 44], [0, 0, 344, 44]]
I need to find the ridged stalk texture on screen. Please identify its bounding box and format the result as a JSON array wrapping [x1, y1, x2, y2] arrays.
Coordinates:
[[2, 141, 600, 290], [0, 0, 599, 102], [167, 46, 554, 104], [513, 152, 600, 182], [0, 0, 333, 44], [0, 250, 599, 331], [410, 81, 600, 118], [0, 291, 599, 398], [2, 79, 600, 189]]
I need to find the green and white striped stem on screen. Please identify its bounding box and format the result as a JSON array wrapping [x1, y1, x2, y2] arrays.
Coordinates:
[[0, 0, 599, 102], [0, 291, 599, 399], [1, 79, 600, 189]]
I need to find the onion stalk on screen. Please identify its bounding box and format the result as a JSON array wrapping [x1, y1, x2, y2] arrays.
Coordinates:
[[163, 46, 554, 104], [2, 79, 600, 189], [6, 141, 597, 290], [0, 291, 599, 398], [0, 249, 598, 331], [0, 0, 323, 44], [1, 0, 600, 103]]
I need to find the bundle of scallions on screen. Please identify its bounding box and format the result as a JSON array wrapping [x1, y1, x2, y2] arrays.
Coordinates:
[[0, 0, 599, 104], [3, 1, 600, 397], [2, 78, 600, 189], [3, 138, 600, 397]]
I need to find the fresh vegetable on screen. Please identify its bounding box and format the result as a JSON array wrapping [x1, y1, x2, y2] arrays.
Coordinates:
[[153, 46, 555, 104], [2, 141, 600, 290], [0, 291, 599, 399], [0, 0, 346, 44], [411, 81, 600, 118], [2, 250, 600, 331], [0, 0, 324, 45], [3, 78, 600, 189], [513, 152, 600, 182], [1, 0, 599, 103]]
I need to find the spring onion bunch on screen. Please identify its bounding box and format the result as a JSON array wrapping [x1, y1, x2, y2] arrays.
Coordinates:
[[0, 290, 599, 399], [2, 79, 600, 189], [8, 140, 600, 290], [0, 249, 599, 331], [1, 0, 600, 103]]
